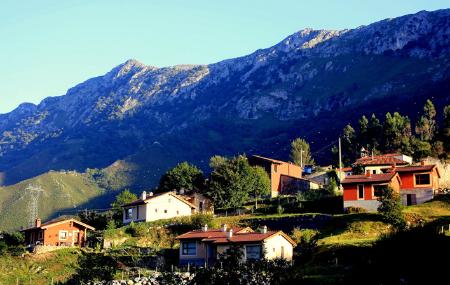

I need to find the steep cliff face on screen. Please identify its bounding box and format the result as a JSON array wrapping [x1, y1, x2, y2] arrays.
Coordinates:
[[0, 9, 449, 187]]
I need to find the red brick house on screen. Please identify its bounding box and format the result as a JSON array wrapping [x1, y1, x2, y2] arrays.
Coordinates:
[[248, 155, 303, 197], [21, 218, 95, 247], [342, 171, 402, 212], [395, 163, 440, 205]]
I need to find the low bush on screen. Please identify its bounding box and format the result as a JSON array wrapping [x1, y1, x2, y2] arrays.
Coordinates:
[[346, 206, 368, 214]]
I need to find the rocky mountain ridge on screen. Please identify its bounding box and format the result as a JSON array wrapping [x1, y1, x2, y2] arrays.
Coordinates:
[[0, 9, 449, 187]]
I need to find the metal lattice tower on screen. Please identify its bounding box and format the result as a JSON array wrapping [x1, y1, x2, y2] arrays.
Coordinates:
[[26, 184, 44, 227]]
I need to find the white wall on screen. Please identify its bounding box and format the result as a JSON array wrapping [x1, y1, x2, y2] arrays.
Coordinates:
[[145, 194, 193, 222], [263, 234, 294, 261]]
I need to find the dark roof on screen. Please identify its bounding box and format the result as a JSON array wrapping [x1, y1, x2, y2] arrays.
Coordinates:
[[342, 173, 397, 184]]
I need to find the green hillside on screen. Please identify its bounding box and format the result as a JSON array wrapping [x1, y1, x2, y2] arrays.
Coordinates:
[[0, 171, 116, 231]]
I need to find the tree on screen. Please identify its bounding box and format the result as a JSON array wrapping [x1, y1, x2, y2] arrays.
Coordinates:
[[206, 155, 268, 209], [249, 166, 271, 209], [415, 99, 437, 142], [341, 124, 357, 165], [358, 115, 369, 148], [377, 187, 406, 230], [442, 106, 450, 151], [368, 114, 383, 151], [290, 138, 315, 167], [111, 189, 137, 225], [384, 112, 412, 153], [158, 161, 205, 193], [411, 137, 432, 160]]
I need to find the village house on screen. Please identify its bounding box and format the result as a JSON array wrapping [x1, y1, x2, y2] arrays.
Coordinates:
[[354, 153, 412, 174], [394, 162, 440, 205], [21, 218, 95, 247], [342, 161, 441, 211], [342, 171, 402, 212], [248, 155, 303, 197], [122, 191, 197, 224], [178, 190, 214, 214], [176, 225, 296, 266]]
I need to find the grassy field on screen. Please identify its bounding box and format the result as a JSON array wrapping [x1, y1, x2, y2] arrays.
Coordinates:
[[0, 248, 80, 285]]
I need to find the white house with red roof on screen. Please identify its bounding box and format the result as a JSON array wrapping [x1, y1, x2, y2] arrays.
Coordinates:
[[121, 191, 197, 224], [176, 224, 296, 266]]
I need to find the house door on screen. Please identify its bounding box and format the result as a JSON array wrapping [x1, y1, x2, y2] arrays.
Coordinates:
[[406, 194, 417, 206], [73, 231, 80, 245], [281, 246, 285, 259]]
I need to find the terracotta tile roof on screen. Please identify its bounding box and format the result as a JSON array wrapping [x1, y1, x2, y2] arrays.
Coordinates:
[[395, 165, 435, 173], [176, 228, 296, 246], [341, 173, 397, 184], [21, 218, 95, 232], [176, 227, 249, 239], [338, 167, 353, 172], [355, 154, 409, 166], [122, 192, 197, 209]]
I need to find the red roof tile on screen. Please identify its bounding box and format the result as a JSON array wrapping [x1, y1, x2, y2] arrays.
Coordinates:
[[395, 165, 435, 173], [355, 154, 409, 166], [342, 173, 397, 184], [176, 228, 296, 246]]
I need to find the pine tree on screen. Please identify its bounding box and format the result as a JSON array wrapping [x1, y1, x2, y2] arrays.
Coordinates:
[[290, 138, 315, 166], [415, 99, 437, 142]]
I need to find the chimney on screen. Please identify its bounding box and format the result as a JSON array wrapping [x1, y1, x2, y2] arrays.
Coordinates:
[[141, 191, 147, 200], [260, 225, 267, 234], [149, 192, 154, 197], [365, 170, 371, 177], [227, 229, 233, 239], [202, 224, 208, 232], [35, 218, 41, 228], [221, 224, 227, 232], [179, 189, 185, 195], [391, 162, 397, 172]]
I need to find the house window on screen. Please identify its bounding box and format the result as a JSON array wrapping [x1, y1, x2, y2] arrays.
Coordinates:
[[181, 241, 196, 255], [358, 185, 364, 200], [415, 174, 430, 185], [372, 170, 376, 174], [246, 245, 262, 260], [176, 210, 179, 215], [373, 185, 386, 199], [59, 231, 68, 240], [168, 198, 172, 203], [38, 231, 43, 240], [155, 209, 158, 213], [164, 209, 168, 214], [126, 208, 133, 220], [274, 165, 278, 173]]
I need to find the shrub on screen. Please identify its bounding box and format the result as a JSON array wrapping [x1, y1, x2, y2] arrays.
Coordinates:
[[125, 222, 149, 237], [377, 187, 407, 230], [291, 228, 319, 260], [346, 206, 368, 214], [277, 205, 285, 215], [190, 214, 214, 229]]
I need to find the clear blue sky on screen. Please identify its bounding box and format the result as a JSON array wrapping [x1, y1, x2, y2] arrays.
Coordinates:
[[0, 0, 448, 114]]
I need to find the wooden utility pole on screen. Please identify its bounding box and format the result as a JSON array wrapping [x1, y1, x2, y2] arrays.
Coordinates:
[[338, 137, 343, 181]]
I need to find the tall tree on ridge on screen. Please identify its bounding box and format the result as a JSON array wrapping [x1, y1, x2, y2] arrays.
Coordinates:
[[290, 138, 315, 167]]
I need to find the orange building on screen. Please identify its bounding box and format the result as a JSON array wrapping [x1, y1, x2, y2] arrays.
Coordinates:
[[342, 171, 401, 212], [21, 218, 95, 247], [395, 163, 440, 205], [248, 155, 302, 197]]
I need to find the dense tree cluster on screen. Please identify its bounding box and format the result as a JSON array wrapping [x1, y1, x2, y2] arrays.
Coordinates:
[[336, 100, 450, 165]]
